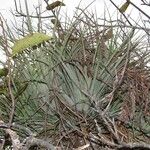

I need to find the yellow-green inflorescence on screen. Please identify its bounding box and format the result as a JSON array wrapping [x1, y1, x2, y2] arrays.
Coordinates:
[[12, 32, 52, 57]]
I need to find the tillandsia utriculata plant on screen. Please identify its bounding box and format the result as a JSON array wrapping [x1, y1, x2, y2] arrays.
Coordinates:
[[0, 0, 150, 149]]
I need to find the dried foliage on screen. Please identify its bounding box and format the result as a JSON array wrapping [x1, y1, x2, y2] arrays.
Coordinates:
[[0, 0, 149, 150]]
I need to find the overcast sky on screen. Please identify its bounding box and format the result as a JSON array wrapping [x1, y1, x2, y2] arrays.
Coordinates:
[[0, 0, 146, 20], [0, 0, 149, 64], [0, 0, 148, 34]]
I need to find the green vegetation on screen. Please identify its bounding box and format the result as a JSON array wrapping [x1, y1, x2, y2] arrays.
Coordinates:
[[12, 33, 52, 57], [0, 0, 149, 149], [0, 68, 8, 77]]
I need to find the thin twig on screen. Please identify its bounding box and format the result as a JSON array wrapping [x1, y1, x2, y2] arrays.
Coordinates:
[[109, 0, 132, 26], [0, 15, 16, 127]]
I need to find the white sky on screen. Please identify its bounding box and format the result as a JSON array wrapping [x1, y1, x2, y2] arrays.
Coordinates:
[[0, 0, 149, 37], [0, 0, 149, 64], [0, 0, 149, 29], [1, 0, 149, 35], [0, 0, 146, 20]]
